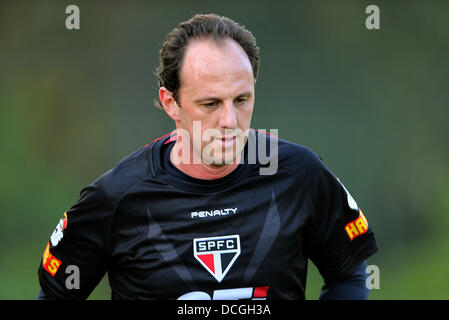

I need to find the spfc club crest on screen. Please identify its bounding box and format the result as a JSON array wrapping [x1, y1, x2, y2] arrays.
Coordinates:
[[193, 234, 241, 283]]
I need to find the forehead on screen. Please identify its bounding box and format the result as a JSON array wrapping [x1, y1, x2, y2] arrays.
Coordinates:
[[179, 38, 254, 94]]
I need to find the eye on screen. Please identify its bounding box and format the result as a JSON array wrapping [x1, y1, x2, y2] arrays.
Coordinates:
[[235, 97, 248, 104], [203, 101, 218, 108]]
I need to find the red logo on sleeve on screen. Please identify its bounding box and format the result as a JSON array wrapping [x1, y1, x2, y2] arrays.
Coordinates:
[[345, 209, 369, 241], [42, 242, 62, 277]]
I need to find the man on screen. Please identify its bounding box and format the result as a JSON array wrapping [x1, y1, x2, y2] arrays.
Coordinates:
[[37, 13, 377, 300]]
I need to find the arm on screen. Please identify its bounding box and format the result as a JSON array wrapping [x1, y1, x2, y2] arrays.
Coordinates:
[[36, 288, 49, 300], [305, 156, 377, 298], [38, 182, 112, 300], [319, 261, 369, 300]]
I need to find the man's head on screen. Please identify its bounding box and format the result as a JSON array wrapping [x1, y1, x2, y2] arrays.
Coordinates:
[[155, 14, 260, 107], [156, 14, 260, 166]]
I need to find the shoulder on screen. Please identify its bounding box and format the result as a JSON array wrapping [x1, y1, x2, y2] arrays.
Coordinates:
[[248, 129, 325, 182], [275, 136, 325, 181], [83, 145, 151, 207], [58, 145, 152, 251], [277, 138, 341, 199]]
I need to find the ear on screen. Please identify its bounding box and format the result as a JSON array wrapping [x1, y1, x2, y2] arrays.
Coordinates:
[[159, 87, 180, 121]]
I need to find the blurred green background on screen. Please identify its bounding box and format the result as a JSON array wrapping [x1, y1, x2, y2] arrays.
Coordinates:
[[0, 0, 447, 300]]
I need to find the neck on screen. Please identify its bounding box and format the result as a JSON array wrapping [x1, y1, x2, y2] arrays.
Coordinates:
[[169, 141, 241, 180]]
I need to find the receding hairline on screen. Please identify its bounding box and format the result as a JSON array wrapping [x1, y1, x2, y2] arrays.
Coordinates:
[[154, 13, 260, 109], [178, 36, 255, 89]]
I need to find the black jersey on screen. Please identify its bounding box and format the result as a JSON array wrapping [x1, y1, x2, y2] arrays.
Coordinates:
[[38, 130, 377, 300]]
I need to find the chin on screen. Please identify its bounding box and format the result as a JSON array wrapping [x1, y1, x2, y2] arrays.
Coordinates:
[[202, 151, 239, 166]]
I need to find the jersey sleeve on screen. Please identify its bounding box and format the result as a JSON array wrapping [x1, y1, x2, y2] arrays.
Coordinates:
[[305, 159, 378, 282], [38, 180, 113, 299]]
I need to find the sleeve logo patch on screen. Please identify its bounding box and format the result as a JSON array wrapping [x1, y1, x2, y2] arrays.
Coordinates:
[[42, 242, 62, 277], [50, 212, 68, 247], [337, 178, 359, 211], [345, 209, 369, 241]]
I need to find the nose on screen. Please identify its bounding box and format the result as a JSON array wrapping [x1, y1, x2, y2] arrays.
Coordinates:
[[219, 101, 237, 129]]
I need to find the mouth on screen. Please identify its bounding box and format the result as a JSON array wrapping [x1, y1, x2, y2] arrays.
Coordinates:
[[216, 136, 237, 147]]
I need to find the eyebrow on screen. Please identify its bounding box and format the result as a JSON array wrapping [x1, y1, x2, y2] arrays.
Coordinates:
[[193, 91, 253, 104]]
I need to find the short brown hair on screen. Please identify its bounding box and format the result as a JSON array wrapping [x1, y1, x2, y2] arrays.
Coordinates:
[[154, 13, 260, 108]]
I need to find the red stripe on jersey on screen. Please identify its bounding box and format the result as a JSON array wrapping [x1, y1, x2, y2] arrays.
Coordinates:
[[144, 131, 177, 148], [164, 134, 177, 144], [252, 129, 278, 138], [253, 286, 269, 298], [152, 132, 174, 143]]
